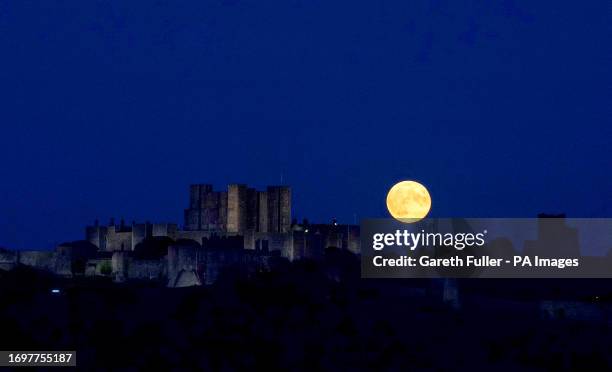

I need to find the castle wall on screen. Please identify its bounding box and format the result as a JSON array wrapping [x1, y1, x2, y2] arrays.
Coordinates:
[[254, 232, 292, 257], [243, 229, 255, 250], [167, 244, 202, 287], [131, 223, 149, 250], [297, 224, 360, 258], [106, 227, 132, 251], [112, 251, 128, 282], [174, 270, 202, 287], [202, 247, 242, 284], [18, 251, 72, 276], [222, 226, 358, 261], [174, 230, 210, 243], [153, 223, 178, 239], [86, 225, 107, 250], [304, 232, 325, 260], [84, 222, 359, 266], [291, 231, 306, 260], [18, 251, 55, 270], [127, 259, 166, 281], [325, 229, 343, 249]]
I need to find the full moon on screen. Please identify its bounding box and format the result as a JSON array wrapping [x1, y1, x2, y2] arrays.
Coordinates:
[[386, 180, 431, 223]]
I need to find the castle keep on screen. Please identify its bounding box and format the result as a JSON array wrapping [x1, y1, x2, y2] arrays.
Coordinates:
[[184, 184, 291, 233]]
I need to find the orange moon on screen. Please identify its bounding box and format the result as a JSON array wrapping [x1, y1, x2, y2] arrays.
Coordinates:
[[386, 181, 431, 223]]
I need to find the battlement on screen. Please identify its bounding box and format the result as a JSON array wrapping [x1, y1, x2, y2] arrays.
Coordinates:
[[86, 220, 179, 252]]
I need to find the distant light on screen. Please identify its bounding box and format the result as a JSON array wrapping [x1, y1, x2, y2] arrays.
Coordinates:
[[333, 222, 338, 226], [51, 289, 61, 294], [305, 229, 309, 233]]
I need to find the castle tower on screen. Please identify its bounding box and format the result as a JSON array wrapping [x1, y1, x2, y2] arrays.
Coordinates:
[[184, 184, 229, 231], [227, 184, 247, 233], [185, 184, 213, 230], [86, 222, 108, 250], [267, 186, 291, 233], [201, 190, 222, 230]]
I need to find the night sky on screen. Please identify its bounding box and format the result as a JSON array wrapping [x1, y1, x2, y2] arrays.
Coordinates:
[[1, 1, 610, 249]]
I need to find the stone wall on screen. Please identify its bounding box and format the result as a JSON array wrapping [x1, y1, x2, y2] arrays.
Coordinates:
[[127, 259, 166, 281], [112, 251, 128, 282], [153, 223, 178, 239], [106, 226, 132, 251], [131, 223, 148, 250], [167, 244, 202, 287], [174, 230, 209, 243], [18, 251, 72, 276]]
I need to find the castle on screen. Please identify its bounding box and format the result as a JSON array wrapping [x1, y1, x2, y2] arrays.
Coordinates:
[[0, 184, 360, 286], [86, 184, 359, 259]]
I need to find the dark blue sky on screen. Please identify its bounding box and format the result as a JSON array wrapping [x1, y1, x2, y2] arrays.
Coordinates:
[[1, 1, 610, 249]]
